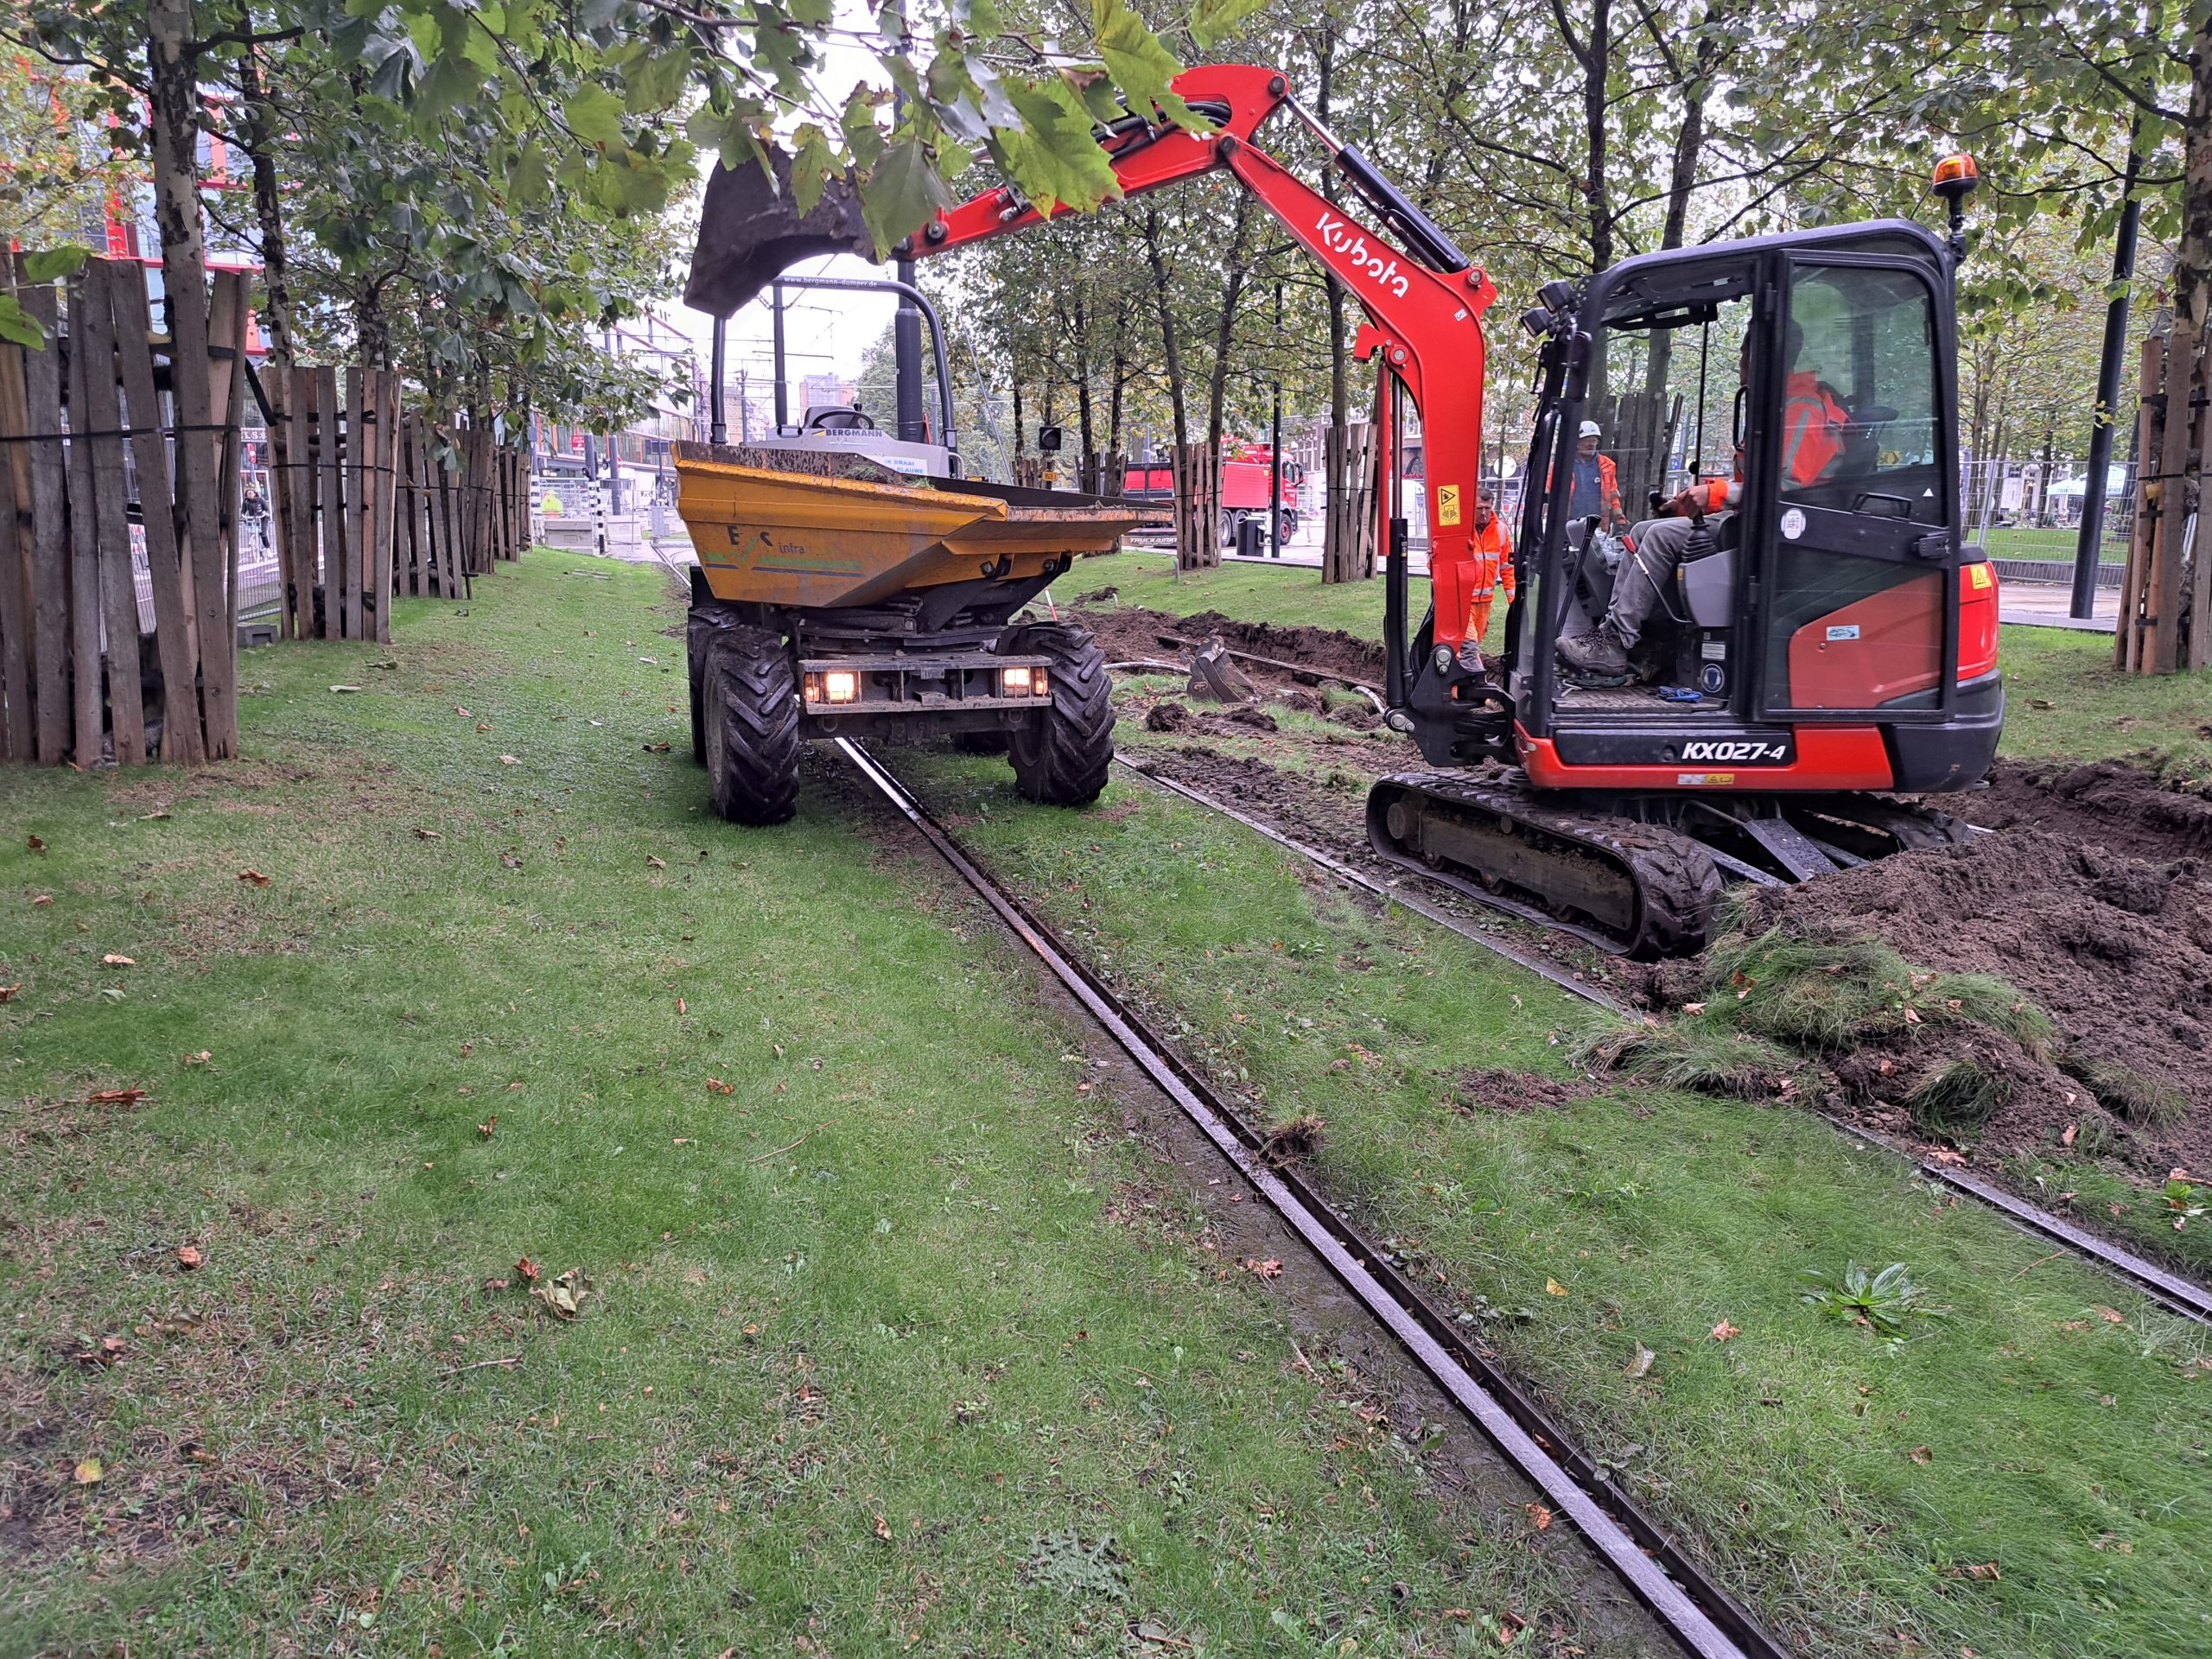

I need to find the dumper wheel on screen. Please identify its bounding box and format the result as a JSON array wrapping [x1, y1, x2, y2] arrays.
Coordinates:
[[1003, 623, 1114, 807], [687, 601, 741, 766], [703, 626, 801, 826]]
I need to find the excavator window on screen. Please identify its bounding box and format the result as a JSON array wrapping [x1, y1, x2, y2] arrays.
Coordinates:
[[1759, 259, 1951, 715]]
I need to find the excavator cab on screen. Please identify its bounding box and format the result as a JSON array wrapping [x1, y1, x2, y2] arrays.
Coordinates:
[[1496, 221, 2000, 798]]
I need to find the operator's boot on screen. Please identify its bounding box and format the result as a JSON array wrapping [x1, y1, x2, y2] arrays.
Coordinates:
[[1556, 625, 1632, 686]]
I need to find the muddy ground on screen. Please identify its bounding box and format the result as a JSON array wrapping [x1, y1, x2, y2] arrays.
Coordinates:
[[1086, 614, 2210, 1202], [1071, 601, 1388, 687], [1711, 770, 2212, 1180]]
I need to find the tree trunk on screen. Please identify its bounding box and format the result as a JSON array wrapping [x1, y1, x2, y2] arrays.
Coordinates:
[[2153, 16, 2212, 671], [1143, 207, 1189, 454]]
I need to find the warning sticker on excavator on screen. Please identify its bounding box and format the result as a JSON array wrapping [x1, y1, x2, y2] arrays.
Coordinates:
[[1436, 484, 1462, 526]]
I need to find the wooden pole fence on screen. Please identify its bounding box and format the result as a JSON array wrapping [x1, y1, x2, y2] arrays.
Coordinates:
[[0, 255, 246, 766]]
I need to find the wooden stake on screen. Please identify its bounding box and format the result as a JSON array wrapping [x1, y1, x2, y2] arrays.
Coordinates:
[[315, 367, 341, 639], [0, 274, 31, 761], [76, 264, 146, 765], [63, 283, 103, 766], [288, 365, 318, 639], [108, 264, 205, 767]]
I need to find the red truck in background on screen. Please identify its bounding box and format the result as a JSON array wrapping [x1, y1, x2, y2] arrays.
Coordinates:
[[1123, 441, 1304, 544]]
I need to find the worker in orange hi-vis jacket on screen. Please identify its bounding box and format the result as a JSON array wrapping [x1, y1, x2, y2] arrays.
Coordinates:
[[1466, 486, 1516, 652]]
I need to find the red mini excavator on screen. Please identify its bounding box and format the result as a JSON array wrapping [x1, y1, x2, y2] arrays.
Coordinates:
[[696, 65, 2003, 956]]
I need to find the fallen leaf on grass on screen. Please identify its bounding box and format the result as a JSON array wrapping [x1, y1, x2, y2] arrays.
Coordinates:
[[73, 1457, 103, 1484], [1681, 1001, 1707, 1015], [706, 1078, 734, 1096], [1525, 1502, 1552, 1531], [27, 836, 45, 852], [1624, 1343, 1656, 1378], [328, 684, 363, 694], [1939, 1562, 2000, 1580], [499, 853, 522, 869], [642, 741, 671, 753], [874, 1513, 891, 1540], [530, 1269, 588, 1319], [237, 869, 271, 887], [32, 894, 53, 906], [676, 997, 687, 1015], [456, 707, 471, 717], [646, 855, 666, 869], [86, 1088, 149, 1107], [2062, 1122, 2077, 1147], [1243, 1258, 1282, 1280], [176, 1245, 202, 1271], [2096, 1306, 2125, 1324], [0, 984, 19, 1003], [184, 1050, 212, 1065], [1711, 1319, 1741, 1342], [477, 1116, 497, 1139], [514, 1255, 540, 1282], [101, 954, 136, 967], [482, 1277, 510, 1292], [1909, 1446, 1931, 1463], [415, 827, 442, 840], [497, 753, 518, 765], [1544, 1279, 1567, 1297]]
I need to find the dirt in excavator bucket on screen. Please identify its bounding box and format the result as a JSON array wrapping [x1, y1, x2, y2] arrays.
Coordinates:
[[674, 441, 1158, 610]]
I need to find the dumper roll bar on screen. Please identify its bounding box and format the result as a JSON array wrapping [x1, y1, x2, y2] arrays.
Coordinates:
[[910, 62, 1496, 652], [707, 273, 959, 459]]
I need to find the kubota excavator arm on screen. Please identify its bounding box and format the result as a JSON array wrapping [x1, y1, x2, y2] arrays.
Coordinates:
[[908, 63, 1498, 652]]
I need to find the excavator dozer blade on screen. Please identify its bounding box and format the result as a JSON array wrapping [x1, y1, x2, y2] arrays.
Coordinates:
[[684, 149, 875, 318]]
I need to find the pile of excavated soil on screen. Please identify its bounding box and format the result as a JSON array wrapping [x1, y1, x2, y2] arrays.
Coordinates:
[[1069, 603, 1386, 687], [1718, 806, 2212, 1179], [1971, 756, 2212, 861]]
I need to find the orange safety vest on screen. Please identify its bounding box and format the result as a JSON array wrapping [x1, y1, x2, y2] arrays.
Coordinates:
[[1782, 372, 1847, 486], [1467, 512, 1515, 641]]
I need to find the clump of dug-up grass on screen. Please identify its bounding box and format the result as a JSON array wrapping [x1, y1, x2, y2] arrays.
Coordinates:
[[1588, 917, 2060, 1145], [1261, 1113, 1328, 1167], [1703, 920, 2052, 1058], [1904, 1052, 2016, 1138], [1571, 1018, 1807, 1101], [2061, 1051, 2189, 1132]]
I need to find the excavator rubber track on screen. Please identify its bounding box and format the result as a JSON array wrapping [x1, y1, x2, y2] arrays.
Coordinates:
[[1366, 772, 1725, 958]]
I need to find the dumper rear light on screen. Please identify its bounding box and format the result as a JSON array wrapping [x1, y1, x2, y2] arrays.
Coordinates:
[[1001, 666, 1050, 697], [804, 670, 862, 705]]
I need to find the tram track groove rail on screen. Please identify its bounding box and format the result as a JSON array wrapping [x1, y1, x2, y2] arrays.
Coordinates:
[[839, 736, 1788, 1659]]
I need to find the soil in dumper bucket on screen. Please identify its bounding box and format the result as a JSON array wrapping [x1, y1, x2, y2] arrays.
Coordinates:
[[1070, 603, 1386, 688], [1678, 817, 2212, 1184]]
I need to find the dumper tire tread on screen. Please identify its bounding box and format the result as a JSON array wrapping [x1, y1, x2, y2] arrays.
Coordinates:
[[704, 626, 801, 826], [1004, 623, 1115, 807], [687, 602, 742, 766]]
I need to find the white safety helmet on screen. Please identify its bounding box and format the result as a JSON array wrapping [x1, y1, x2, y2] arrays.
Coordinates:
[[1579, 420, 1602, 439]]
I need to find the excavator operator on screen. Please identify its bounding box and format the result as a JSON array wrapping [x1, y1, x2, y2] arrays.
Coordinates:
[[1557, 323, 1847, 683]]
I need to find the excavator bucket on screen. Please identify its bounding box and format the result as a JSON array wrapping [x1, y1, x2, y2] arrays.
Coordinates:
[[683, 150, 875, 318]]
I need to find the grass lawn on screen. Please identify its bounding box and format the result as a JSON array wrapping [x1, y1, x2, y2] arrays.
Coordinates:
[[2, 550, 1616, 1657], [899, 743, 2212, 1659]]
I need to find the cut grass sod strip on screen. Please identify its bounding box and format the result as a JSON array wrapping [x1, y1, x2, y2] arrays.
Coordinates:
[[2, 550, 1616, 1656], [897, 747, 2212, 1659]]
